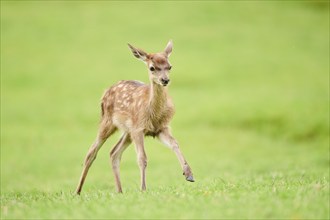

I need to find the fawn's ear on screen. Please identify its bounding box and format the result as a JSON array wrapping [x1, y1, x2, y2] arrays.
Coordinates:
[[128, 43, 148, 62], [164, 40, 173, 57]]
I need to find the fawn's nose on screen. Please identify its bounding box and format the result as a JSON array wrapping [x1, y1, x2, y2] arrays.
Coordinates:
[[161, 78, 170, 86]]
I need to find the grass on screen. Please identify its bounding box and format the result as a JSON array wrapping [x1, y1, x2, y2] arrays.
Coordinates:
[[1, 1, 329, 219]]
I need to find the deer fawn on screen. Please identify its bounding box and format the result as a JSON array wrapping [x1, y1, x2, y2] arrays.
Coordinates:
[[75, 40, 194, 194]]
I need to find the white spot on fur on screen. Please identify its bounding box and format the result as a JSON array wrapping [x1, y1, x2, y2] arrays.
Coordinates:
[[126, 119, 133, 129], [137, 100, 142, 107]]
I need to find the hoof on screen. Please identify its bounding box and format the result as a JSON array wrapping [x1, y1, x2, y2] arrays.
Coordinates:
[[186, 176, 195, 182]]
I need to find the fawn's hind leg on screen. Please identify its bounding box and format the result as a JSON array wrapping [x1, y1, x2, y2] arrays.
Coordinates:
[[110, 133, 131, 193], [75, 119, 116, 195], [131, 132, 147, 191]]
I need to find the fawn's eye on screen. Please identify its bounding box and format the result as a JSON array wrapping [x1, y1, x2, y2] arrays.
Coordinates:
[[149, 66, 155, 71]]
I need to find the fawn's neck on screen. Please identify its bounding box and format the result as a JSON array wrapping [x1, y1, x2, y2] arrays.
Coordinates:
[[148, 81, 168, 113]]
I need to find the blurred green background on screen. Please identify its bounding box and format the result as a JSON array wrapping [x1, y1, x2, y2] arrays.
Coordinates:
[[1, 1, 329, 219]]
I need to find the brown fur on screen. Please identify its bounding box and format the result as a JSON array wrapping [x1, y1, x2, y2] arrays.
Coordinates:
[[75, 41, 194, 195], [100, 79, 174, 136], [150, 54, 167, 65]]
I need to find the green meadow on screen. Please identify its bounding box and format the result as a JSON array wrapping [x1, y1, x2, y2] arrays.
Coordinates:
[[1, 1, 329, 219]]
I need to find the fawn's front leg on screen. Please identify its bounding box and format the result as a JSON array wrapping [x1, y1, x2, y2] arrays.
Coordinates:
[[158, 128, 194, 182]]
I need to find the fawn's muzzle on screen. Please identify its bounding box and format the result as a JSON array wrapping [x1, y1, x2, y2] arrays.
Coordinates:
[[161, 78, 170, 86]]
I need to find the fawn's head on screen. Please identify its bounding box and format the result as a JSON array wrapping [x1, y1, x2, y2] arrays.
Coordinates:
[[128, 41, 173, 87]]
